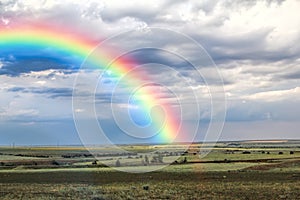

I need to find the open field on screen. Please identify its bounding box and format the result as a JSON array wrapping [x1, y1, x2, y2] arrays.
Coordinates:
[[1, 171, 300, 199], [1, 140, 300, 199]]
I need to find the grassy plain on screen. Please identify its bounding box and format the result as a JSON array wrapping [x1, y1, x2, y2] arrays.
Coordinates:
[[1, 140, 300, 199]]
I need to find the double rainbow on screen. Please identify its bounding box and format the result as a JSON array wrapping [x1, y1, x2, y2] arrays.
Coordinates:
[[0, 21, 181, 142]]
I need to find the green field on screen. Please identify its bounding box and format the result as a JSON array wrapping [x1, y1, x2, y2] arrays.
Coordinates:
[[1, 140, 300, 199]]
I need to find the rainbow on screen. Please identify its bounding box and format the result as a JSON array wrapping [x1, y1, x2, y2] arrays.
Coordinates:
[[0, 21, 181, 142]]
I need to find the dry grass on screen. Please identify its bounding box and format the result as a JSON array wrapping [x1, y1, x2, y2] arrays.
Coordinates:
[[0, 171, 300, 199]]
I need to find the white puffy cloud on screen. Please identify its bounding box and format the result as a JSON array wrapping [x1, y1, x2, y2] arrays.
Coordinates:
[[245, 87, 300, 102]]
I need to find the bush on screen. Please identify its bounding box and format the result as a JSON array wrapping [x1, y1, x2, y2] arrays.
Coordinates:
[[92, 160, 97, 165], [51, 160, 59, 165], [144, 155, 149, 165], [242, 151, 251, 154], [115, 159, 121, 167], [158, 154, 164, 163], [143, 185, 149, 190]]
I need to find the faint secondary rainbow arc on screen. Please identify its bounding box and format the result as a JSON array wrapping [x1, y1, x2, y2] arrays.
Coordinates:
[[0, 23, 181, 142]]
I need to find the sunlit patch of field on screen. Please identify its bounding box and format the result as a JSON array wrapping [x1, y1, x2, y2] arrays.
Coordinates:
[[242, 140, 289, 143], [162, 162, 260, 172]]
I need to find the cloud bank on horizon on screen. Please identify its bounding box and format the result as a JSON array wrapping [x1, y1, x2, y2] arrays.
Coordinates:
[[0, 0, 299, 145]]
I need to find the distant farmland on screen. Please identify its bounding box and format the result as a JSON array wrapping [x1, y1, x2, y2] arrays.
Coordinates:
[[0, 140, 300, 199]]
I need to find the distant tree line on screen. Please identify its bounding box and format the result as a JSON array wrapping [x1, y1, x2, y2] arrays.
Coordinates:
[[61, 152, 138, 158]]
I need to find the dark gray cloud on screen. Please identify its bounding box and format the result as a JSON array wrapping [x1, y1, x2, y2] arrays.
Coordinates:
[[191, 28, 300, 65], [0, 56, 79, 76], [281, 72, 300, 80], [225, 100, 299, 122], [7, 86, 73, 98], [127, 49, 193, 70], [275, 65, 300, 80]]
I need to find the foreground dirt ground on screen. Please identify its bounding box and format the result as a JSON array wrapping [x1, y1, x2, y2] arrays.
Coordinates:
[[0, 170, 300, 199]]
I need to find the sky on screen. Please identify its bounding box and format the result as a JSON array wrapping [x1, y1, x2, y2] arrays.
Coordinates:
[[0, 0, 300, 145]]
